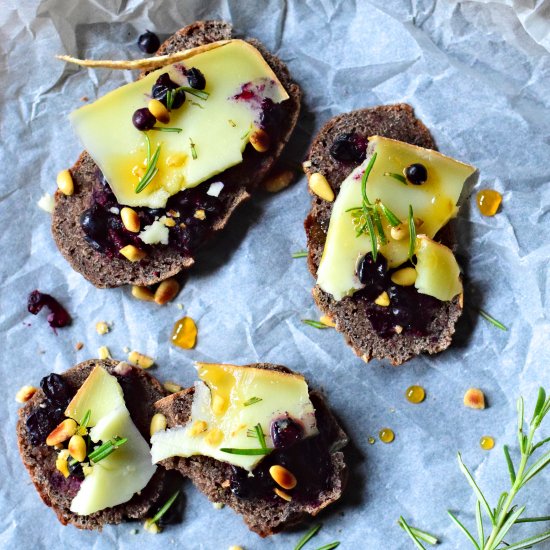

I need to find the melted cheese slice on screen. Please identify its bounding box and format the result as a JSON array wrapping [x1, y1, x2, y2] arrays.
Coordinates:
[[65, 366, 156, 515], [70, 40, 288, 208], [151, 363, 318, 471], [317, 136, 477, 301]]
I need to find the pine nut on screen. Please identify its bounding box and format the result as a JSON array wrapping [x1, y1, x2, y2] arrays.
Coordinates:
[[391, 267, 417, 286], [68, 434, 87, 462], [57, 169, 74, 196], [464, 388, 485, 409], [394, 325, 403, 334], [163, 381, 182, 393], [46, 418, 78, 446], [128, 351, 154, 369], [374, 291, 390, 307], [98, 346, 111, 360], [15, 385, 37, 403], [121, 207, 141, 233], [131, 285, 155, 302], [320, 315, 336, 327], [56, 449, 71, 478], [148, 99, 170, 124], [390, 223, 408, 241], [119, 244, 147, 262], [95, 321, 110, 335], [194, 209, 206, 220], [143, 518, 161, 534], [269, 465, 297, 490], [249, 128, 270, 152], [154, 278, 180, 305], [274, 487, 292, 501], [263, 169, 294, 193], [150, 413, 167, 436], [309, 172, 334, 202]]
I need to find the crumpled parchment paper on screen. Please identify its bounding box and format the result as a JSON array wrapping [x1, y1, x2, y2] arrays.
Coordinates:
[[1, 1, 550, 548]]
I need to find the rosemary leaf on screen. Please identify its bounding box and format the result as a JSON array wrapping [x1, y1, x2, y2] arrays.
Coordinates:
[[314, 543, 340, 550], [515, 516, 550, 524], [294, 524, 322, 550], [504, 530, 550, 550], [189, 138, 197, 160], [292, 250, 308, 258], [361, 152, 377, 205], [478, 309, 508, 331], [520, 450, 550, 487], [136, 142, 161, 193], [475, 500, 484, 548], [243, 397, 262, 407], [398, 517, 427, 549], [408, 204, 416, 261], [175, 86, 209, 100], [398, 517, 438, 546], [447, 511, 480, 549], [254, 423, 267, 450], [151, 490, 180, 525], [384, 171, 407, 185], [80, 409, 91, 429], [89, 436, 128, 463], [365, 210, 378, 260], [302, 319, 331, 329], [166, 89, 174, 111], [219, 447, 272, 456], [151, 126, 183, 133], [503, 445, 516, 484], [378, 201, 401, 227], [373, 207, 387, 245], [489, 505, 525, 548], [457, 453, 494, 523]]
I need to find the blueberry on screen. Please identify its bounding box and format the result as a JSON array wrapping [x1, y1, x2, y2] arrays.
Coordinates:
[[270, 416, 304, 449], [357, 252, 387, 287], [132, 108, 156, 131], [152, 73, 185, 109], [40, 373, 71, 406], [80, 206, 108, 244], [26, 406, 65, 445], [404, 163, 428, 185], [137, 30, 160, 54], [329, 133, 366, 163], [186, 67, 206, 90]]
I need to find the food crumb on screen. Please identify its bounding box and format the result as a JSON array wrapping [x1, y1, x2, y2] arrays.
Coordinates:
[[212, 502, 224, 510], [81, 96, 89, 102], [464, 388, 486, 409], [75, 341, 84, 351], [37, 193, 55, 213], [95, 321, 110, 335], [98, 346, 111, 360], [15, 385, 38, 403]]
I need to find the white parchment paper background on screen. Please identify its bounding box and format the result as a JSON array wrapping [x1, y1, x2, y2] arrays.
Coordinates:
[[1, 0, 550, 548]]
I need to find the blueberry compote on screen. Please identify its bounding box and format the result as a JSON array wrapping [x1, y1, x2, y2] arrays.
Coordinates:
[[355, 253, 441, 338], [329, 133, 368, 163], [229, 398, 338, 505], [80, 170, 223, 258]]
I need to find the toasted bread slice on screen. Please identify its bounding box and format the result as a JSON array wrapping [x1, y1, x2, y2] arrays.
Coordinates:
[[16, 359, 168, 529], [52, 21, 301, 288], [304, 105, 463, 365], [154, 363, 348, 537]]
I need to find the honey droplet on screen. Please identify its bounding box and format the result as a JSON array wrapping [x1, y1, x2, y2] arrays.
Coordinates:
[[405, 385, 426, 404], [476, 189, 502, 216], [379, 428, 395, 444], [171, 316, 197, 349], [480, 435, 495, 450], [368, 437, 375, 445]]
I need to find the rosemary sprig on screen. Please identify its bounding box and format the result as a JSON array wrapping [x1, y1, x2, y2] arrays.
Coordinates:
[[175, 86, 209, 100], [165, 89, 175, 110], [384, 172, 408, 185], [315, 543, 340, 550], [255, 423, 267, 450], [189, 138, 197, 160], [243, 397, 262, 407], [136, 134, 161, 193], [150, 126, 183, 133], [377, 200, 401, 227], [80, 409, 91, 429], [88, 436, 128, 463], [478, 309, 508, 331], [219, 447, 272, 456], [399, 516, 439, 548], [302, 319, 331, 329], [150, 490, 180, 526], [292, 250, 308, 258], [408, 204, 416, 261], [448, 387, 550, 550], [294, 524, 322, 550]]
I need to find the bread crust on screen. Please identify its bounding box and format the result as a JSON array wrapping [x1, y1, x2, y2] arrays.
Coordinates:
[[16, 359, 168, 530], [153, 363, 348, 537], [304, 105, 462, 365], [52, 20, 301, 288]]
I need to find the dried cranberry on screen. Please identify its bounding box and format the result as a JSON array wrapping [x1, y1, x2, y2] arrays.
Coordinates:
[[27, 291, 71, 330], [405, 163, 428, 185], [357, 252, 387, 289], [132, 108, 156, 131], [152, 73, 185, 109], [137, 30, 160, 54], [186, 67, 206, 90], [26, 406, 65, 445], [40, 373, 71, 407], [329, 133, 366, 163], [270, 416, 304, 449]]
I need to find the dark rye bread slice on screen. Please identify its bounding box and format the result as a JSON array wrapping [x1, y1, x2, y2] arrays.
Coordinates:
[[17, 359, 169, 530], [154, 363, 348, 537], [304, 104, 463, 366], [52, 20, 301, 288]]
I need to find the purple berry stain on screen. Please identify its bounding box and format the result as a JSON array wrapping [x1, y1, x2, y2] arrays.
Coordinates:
[[27, 290, 71, 332]]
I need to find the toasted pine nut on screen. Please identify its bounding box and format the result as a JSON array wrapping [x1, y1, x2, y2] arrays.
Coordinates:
[[56, 449, 71, 478], [95, 321, 110, 335], [132, 285, 155, 302], [464, 388, 485, 409], [150, 413, 167, 436], [119, 245, 146, 262], [162, 217, 176, 227], [163, 381, 182, 393], [57, 169, 74, 196], [390, 223, 408, 241], [154, 278, 180, 305], [194, 209, 206, 220], [188, 420, 208, 436], [228, 546, 244, 550], [269, 465, 297, 490], [98, 346, 111, 360], [374, 291, 390, 307], [68, 434, 87, 462], [143, 518, 161, 534], [46, 418, 78, 446], [394, 325, 403, 334], [148, 99, 170, 124], [128, 351, 154, 369], [391, 267, 417, 287], [249, 128, 270, 152], [263, 169, 294, 193], [15, 385, 37, 403], [121, 207, 140, 233], [320, 315, 336, 327], [274, 488, 292, 501], [309, 172, 334, 202]]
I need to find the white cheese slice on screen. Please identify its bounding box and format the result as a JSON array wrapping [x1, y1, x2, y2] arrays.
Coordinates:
[[317, 136, 477, 301], [64, 366, 156, 515], [151, 363, 318, 471], [70, 40, 289, 209]]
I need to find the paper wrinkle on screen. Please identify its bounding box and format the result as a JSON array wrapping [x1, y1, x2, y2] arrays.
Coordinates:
[[2, 0, 550, 548]]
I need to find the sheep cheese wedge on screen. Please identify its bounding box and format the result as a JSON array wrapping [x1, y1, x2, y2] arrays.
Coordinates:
[[316, 136, 477, 301], [151, 363, 318, 471], [64, 366, 156, 515], [70, 40, 289, 208]]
